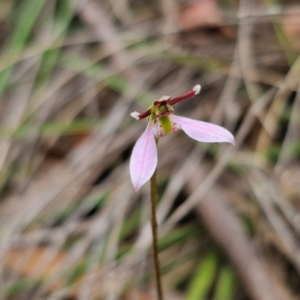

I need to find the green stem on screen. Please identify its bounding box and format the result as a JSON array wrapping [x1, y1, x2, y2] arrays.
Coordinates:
[[150, 165, 164, 300]]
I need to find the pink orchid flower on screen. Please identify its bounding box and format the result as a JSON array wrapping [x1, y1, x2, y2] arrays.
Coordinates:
[[130, 85, 235, 191]]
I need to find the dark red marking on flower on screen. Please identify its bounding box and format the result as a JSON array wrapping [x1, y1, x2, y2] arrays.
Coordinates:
[[137, 109, 151, 120], [153, 99, 169, 106], [136, 87, 198, 120]]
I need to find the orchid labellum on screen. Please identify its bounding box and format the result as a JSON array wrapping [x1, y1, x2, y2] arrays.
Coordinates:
[[130, 85, 235, 191]]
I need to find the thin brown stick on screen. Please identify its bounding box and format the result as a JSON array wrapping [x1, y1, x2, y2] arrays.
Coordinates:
[[150, 167, 164, 300]]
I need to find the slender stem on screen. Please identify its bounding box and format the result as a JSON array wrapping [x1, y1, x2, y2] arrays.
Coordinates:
[[150, 166, 164, 300]]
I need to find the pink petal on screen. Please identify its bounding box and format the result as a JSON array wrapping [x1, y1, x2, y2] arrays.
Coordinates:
[[172, 115, 235, 145], [130, 121, 158, 191]]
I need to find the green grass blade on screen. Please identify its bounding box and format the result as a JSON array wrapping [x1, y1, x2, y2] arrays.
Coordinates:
[[10, 0, 46, 52], [0, 0, 47, 95], [213, 265, 236, 300], [186, 250, 219, 300], [34, 0, 74, 94]]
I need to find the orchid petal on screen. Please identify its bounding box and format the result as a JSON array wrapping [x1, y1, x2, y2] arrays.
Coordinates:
[[130, 121, 158, 191], [172, 115, 235, 145]]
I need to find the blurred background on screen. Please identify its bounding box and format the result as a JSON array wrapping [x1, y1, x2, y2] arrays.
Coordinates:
[[0, 0, 300, 299]]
